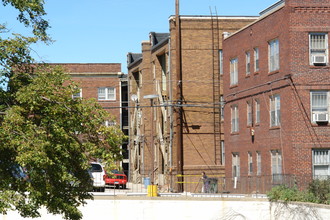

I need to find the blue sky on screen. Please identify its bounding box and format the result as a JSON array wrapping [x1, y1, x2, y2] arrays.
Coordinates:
[[1, 0, 277, 73]]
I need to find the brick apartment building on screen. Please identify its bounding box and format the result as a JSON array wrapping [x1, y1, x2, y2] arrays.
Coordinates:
[[49, 63, 129, 175], [223, 0, 330, 193], [128, 15, 257, 191]]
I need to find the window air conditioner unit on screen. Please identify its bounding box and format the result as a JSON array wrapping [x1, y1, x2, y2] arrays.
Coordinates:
[[313, 55, 327, 65], [313, 112, 329, 122]]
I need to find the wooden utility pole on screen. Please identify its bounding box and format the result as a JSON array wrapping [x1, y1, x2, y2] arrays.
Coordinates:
[[175, 0, 183, 192]]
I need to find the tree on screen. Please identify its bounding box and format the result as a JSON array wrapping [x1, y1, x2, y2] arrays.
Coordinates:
[[2, 0, 50, 42], [0, 1, 125, 219]]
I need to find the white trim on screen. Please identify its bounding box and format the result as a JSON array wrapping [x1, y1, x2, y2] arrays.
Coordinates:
[[98, 87, 116, 101], [309, 33, 328, 66]]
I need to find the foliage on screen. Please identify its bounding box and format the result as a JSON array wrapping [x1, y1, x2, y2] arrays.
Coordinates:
[[0, 65, 125, 219], [308, 179, 330, 204], [0, 1, 126, 219], [267, 185, 304, 203], [2, 0, 50, 42], [267, 179, 330, 205]]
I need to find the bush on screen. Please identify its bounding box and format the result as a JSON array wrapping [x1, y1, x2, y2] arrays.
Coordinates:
[[267, 179, 330, 205], [308, 179, 330, 205], [267, 185, 303, 202]]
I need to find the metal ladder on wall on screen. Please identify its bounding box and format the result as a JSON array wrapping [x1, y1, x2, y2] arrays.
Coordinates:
[[211, 8, 222, 165]]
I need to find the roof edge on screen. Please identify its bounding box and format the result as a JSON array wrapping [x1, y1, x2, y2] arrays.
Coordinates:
[[224, 2, 285, 40]]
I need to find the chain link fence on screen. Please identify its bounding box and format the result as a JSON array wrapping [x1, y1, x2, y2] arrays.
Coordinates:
[[109, 174, 329, 195], [172, 174, 328, 194]]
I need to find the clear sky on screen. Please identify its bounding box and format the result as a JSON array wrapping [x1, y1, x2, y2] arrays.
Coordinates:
[[1, 0, 277, 73]]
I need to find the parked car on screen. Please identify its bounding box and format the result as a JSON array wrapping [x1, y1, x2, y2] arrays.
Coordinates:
[[105, 172, 127, 189], [89, 162, 106, 192]]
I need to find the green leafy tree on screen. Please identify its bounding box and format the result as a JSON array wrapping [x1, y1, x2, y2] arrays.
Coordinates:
[[0, 1, 125, 219]]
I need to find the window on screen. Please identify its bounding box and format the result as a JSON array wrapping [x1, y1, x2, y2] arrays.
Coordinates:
[[105, 120, 116, 127], [221, 141, 225, 165], [248, 152, 253, 175], [219, 50, 223, 75], [269, 39, 279, 72], [254, 47, 259, 72], [152, 61, 156, 79], [232, 153, 240, 178], [313, 149, 330, 179], [231, 105, 239, 133], [159, 54, 167, 91], [72, 88, 82, 99], [271, 150, 282, 183], [256, 151, 261, 176], [220, 95, 224, 121], [311, 91, 329, 123], [98, 87, 115, 100], [310, 33, 328, 65], [255, 99, 260, 124], [246, 52, 251, 75], [230, 58, 238, 86], [270, 95, 281, 127], [247, 101, 252, 126]]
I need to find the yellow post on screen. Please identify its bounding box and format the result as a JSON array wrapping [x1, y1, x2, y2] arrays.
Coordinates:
[[147, 184, 158, 197]]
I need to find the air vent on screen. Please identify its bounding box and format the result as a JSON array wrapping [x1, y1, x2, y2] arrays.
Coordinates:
[[313, 55, 327, 65], [313, 112, 328, 123]]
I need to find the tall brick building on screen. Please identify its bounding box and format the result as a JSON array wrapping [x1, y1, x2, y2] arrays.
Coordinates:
[[128, 16, 257, 191], [223, 0, 330, 193], [49, 63, 129, 174]]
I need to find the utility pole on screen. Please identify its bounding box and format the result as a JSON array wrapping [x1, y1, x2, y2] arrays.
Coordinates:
[[143, 94, 159, 185], [175, 0, 184, 193]]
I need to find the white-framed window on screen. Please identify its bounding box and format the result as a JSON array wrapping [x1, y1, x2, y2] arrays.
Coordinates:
[[271, 150, 282, 183], [269, 39, 279, 72], [246, 52, 251, 75], [232, 153, 240, 178], [219, 50, 223, 75], [309, 33, 328, 65], [247, 101, 252, 126], [311, 91, 329, 123], [220, 95, 224, 121], [230, 58, 238, 86], [98, 87, 116, 100], [72, 88, 82, 99], [270, 94, 281, 127], [256, 151, 261, 176], [248, 152, 253, 175], [221, 140, 225, 165], [313, 149, 330, 179], [255, 99, 260, 124], [254, 47, 259, 72], [231, 105, 239, 133], [105, 120, 116, 127]]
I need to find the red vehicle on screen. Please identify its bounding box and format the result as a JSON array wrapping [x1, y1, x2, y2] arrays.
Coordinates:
[[105, 173, 127, 189]]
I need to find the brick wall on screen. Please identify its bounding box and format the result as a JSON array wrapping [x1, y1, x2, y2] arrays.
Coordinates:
[[223, 1, 330, 185], [51, 63, 123, 124], [168, 16, 257, 176], [128, 16, 257, 188]]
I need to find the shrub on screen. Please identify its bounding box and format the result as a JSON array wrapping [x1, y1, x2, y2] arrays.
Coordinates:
[[267, 185, 302, 202], [267, 179, 330, 205], [308, 179, 330, 205]]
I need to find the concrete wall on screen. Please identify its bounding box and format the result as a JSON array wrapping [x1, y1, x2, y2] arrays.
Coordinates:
[[2, 198, 330, 220]]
